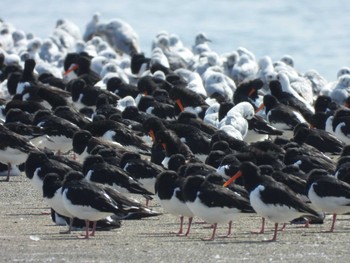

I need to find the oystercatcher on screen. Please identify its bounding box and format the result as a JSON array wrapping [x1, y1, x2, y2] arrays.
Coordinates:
[[61, 171, 160, 239], [292, 123, 344, 155], [32, 109, 80, 154], [224, 162, 323, 241], [82, 155, 153, 198], [25, 151, 77, 192], [183, 174, 253, 241], [119, 152, 164, 195], [155, 170, 194, 236], [306, 169, 350, 232], [0, 124, 37, 181], [43, 173, 75, 233], [256, 94, 306, 139]]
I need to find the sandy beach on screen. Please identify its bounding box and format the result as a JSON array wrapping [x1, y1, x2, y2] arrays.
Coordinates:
[[1, 175, 349, 263]]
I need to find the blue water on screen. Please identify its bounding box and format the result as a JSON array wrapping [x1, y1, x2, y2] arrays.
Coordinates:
[[1, 0, 350, 81]]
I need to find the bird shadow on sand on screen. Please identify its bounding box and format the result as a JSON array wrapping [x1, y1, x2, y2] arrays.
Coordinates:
[[28, 231, 120, 241], [0, 179, 21, 183], [136, 231, 269, 244]]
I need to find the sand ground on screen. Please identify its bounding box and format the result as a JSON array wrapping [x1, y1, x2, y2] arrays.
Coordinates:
[[1, 175, 350, 263]]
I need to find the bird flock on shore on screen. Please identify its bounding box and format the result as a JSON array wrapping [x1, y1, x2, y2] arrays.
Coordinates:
[[1, 13, 350, 242]]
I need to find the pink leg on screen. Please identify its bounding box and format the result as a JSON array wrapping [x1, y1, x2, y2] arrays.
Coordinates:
[[178, 217, 193, 237], [184, 217, 193, 236], [252, 217, 265, 234], [266, 223, 278, 242], [90, 221, 97, 236], [78, 220, 90, 239], [279, 223, 287, 231], [202, 223, 217, 241], [145, 199, 150, 207], [173, 216, 184, 235], [329, 214, 337, 232], [6, 163, 10, 182], [304, 219, 310, 228], [219, 221, 232, 238]]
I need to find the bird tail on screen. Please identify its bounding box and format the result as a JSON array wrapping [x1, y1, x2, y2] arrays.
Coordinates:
[[114, 207, 162, 220], [303, 210, 325, 224]]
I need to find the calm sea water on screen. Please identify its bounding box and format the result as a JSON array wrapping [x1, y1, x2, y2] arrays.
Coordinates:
[[1, 0, 350, 81]]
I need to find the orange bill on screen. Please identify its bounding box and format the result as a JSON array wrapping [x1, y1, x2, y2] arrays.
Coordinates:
[[255, 103, 265, 113], [148, 130, 156, 142], [223, 170, 242, 187], [248, 88, 256, 97], [175, 99, 184, 112], [162, 143, 167, 151], [64, 64, 79, 76]]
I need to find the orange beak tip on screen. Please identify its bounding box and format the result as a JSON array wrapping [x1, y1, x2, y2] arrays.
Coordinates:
[[223, 171, 242, 187], [255, 103, 265, 113], [176, 99, 184, 112], [64, 64, 78, 76], [149, 130, 156, 142], [248, 88, 256, 97]]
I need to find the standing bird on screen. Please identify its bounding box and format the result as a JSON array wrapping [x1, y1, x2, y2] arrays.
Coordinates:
[[82, 155, 154, 198], [119, 152, 164, 195], [256, 94, 307, 139], [154, 129, 195, 168], [306, 169, 350, 232], [0, 124, 37, 181], [218, 101, 256, 139], [292, 123, 344, 156], [61, 171, 160, 239], [42, 173, 75, 233], [183, 174, 254, 241], [269, 79, 314, 122], [94, 19, 141, 56], [155, 170, 194, 236], [25, 151, 79, 193], [32, 109, 80, 155], [224, 162, 323, 241]]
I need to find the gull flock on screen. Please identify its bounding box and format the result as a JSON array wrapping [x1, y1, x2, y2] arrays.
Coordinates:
[[1, 13, 350, 242]]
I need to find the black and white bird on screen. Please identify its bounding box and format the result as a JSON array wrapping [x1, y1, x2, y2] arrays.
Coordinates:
[[224, 162, 323, 241], [32, 109, 80, 154], [83, 119, 151, 154], [72, 130, 128, 163], [283, 146, 336, 174], [306, 169, 350, 232], [154, 129, 195, 168], [292, 123, 345, 155], [155, 170, 194, 236], [183, 174, 253, 241], [43, 172, 123, 233], [256, 94, 306, 139], [61, 171, 160, 239], [119, 152, 164, 195], [143, 117, 211, 162], [82, 155, 153, 198], [43, 173, 75, 233], [25, 151, 79, 192], [0, 124, 38, 181]]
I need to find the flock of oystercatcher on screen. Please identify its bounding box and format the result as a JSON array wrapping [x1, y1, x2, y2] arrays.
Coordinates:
[[1, 13, 350, 242]]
